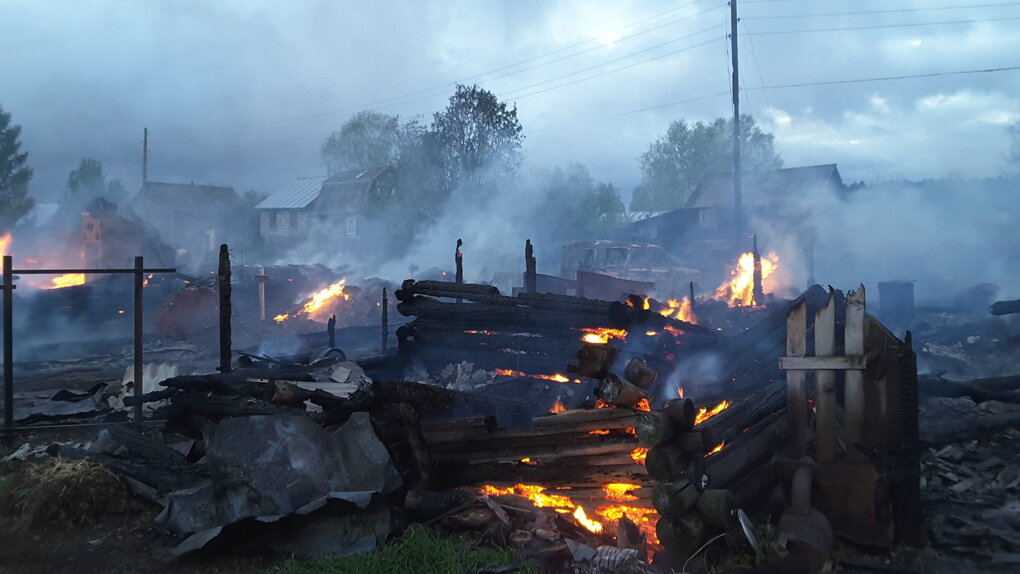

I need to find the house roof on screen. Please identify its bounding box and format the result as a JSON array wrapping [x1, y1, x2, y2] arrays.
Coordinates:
[[314, 167, 392, 214], [685, 164, 842, 209], [130, 181, 241, 214], [255, 176, 328, 210]]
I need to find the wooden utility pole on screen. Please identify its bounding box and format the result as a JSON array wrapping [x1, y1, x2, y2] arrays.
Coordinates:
[[142, 127, 148, 188], [730, 0, 742, 247], [525, 240, 537, 294], [218, 244, 231, 374], [455, 239, 463, 303]]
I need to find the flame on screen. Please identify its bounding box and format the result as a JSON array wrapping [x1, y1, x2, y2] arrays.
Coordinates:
[[705, 441, 726, 457], [495, 368, 577, 383], [580, 327, 627, 344], [677, 386, 685, 399], [626, 296, 651, 310], [550, 397, 566, 414], [695, 400, 730, 425], [46, 273, 86, 289], [714, 251, 779, 307], [589, 429, 610, 435], [595, 399, 611, 409], [603, 483, 640, 502], [274, 279, 350, 323], [274, 313, 289, 323], [0, 233, 11, 258], [117, 310, 125, 315], [633, 398, 651, 412], [464, 330, 499, 335], [573, 506, 604, 533], [630, 447, 649, 464], [660, 298, 697, 324], [595, 505, 659, 544]]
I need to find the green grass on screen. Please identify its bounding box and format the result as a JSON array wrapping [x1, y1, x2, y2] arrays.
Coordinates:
[[270, 524, 538, 574]]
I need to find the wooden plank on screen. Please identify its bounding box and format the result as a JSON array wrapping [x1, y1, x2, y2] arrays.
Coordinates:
[[815, 290, 838, 463], [845, 284, 866, 463], [779, 356, 865, 370], [786, 299, 808, 457]]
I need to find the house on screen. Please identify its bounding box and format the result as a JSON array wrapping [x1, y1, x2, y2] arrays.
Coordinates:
[[622, 164, 846, 268], [255, 167, 395, 256], [128, 181, 250, 269]]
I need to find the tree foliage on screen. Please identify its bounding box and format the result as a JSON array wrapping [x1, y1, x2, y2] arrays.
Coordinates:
[[321, 111, 403, 174], [1009, 120, 1020, 172], [0, 105, 33, 231], [66, 158, 127, 204], [535, 163, 624, 238], [430, 84, 523, 193], [630, 115, 781, 212]]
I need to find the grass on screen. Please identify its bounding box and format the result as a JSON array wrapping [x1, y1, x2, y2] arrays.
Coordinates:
[[0, 457, 136, 527], [269, 524, 539, 574]]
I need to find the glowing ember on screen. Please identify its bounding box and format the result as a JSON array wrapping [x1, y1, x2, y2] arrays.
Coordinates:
[[595, 399, 612, 409], [550, 397, 566, 414], [603, 483, 640, 502], [580, 327, 627, 344], [273, 313, 289, 323], [705, 441, 726, 457], [464, 330, 499, 335], [573, 506, 604, 533], [478, 483, 574, 509], [714, 251, 780, 307], [695, 400, 730, 425], [630, 447, 649, 465], [633, 398, 651, 412], [46, 273, 86, 289], [588, 429, 610, 435], [494, 368, 577, 383], [595, 505, 659, 544]]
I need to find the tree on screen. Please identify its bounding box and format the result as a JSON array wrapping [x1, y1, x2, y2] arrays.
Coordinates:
[[0, 105, 33, 231], [535, 163, 624, 238], [321, 111, 403, 174], [630, 115, 781, 212], [430, 84, 524, 193], [1009, 120, 1020, 172], [66, 158, 127, 204]]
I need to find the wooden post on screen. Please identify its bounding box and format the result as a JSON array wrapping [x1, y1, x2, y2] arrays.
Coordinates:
[[381, 287, 389, 353], [815, 290, 838, 462], [845, 285, 866, 463], [218, 244, 231, 374], [455, 239, 463, 303], [327, 314, 336, 348], [256, 266, 268, 321], [133, 256, 144, 423], [752, 234, 763, 305], [689, 281, 696, 314], [3, 255, 13, 442], [786, 300, 807, 457], [524, 239, 537, 294]]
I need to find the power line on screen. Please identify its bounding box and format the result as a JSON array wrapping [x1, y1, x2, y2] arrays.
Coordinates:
[[745, 16, 1020, 35], [743, 2, 1020, 20]]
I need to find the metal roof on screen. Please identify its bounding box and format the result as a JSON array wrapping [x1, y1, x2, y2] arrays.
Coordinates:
[[255, 176, 328, 210], [685, 164, 841, 209]]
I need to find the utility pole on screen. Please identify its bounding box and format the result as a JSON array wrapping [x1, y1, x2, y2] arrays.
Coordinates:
[[142, 127, 149, 189], [730, 0, 742, 248]]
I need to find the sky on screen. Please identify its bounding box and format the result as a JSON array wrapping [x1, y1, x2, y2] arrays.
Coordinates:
[[2, 0, 1020, 202]]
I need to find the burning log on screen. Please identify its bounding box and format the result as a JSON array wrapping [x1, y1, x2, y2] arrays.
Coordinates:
[[596, 374, 647, 408], [530, 408, 638, 434], [634, 399, 698, 447], [644, 443, 690, 482], [624, 356, 658, 388], [674, 429, 715, 454], [568, 343, 617, 379], [656, 512, 707, 557], [694, 489, 737, 531]]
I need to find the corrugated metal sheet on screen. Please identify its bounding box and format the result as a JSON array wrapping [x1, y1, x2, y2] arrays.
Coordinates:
[[255, 176, 328, 210]]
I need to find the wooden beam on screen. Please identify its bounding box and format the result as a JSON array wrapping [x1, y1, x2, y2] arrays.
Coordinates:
[[779, 356, 866, 370], [845, 284, 866, 463], [815, 290, 838, 463], [786, 299, 807, 457]]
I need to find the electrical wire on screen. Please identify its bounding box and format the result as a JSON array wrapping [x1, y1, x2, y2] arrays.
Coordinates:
[[743, 2, 1020, 20], [745, 15, 1020, 35]]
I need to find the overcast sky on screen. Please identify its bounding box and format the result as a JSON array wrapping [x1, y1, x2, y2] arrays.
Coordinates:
[[3, 0, 1019, 202]]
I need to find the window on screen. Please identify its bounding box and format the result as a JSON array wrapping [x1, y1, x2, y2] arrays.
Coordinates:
[[346, 217, 357, 236], [268, 212, 277, 229], [276, 212, 288, 228], [699, 209, 717, 231]]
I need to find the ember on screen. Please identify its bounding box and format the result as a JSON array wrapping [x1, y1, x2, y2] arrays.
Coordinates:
[[603, 483, 641, 502], [659, 297, 696, 323], [580, 327, 627, 344], [704, 440, 726, 457], [494, 368, 577, 383], [630, 447, 648, 464], [549, 397, 566, 414]]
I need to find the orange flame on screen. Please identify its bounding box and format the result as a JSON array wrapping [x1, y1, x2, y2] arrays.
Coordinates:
[[594, 505, 659, 544], [550, 397, 566, 414], [573, 506, 603, 533], [630, 447, 649, 465], [478, 483, 605, 533], [45, 273, 86, 289], [580, 327, 627, 344], [714, 252, 779, 307], [677, 386, 685, 399], [588, 429, 610, 435], [274, 279, 350, 323], [603, 483, 640, 502], [494, 368, 577, 383], [633, 398, 651, 412], [704, 441, 726, 457], [273, 313, 289, 323], [660, 298, 697, 324], [0, 233, 11, 258], [694, 400, 730, 425]]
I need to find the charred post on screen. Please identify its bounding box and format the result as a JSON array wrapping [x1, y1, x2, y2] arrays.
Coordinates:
[[752, 233, 764, 306], [455, 238, 463, 303], [2, 255, 12, 441], [381, 287, 389, 352], [525, 239, 537, 294], [218, 244, 231, 374], [327, 314, 336, 348], [133, 256, 144, 422]]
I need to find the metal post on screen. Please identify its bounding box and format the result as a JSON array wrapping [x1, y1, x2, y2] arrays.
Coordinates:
[[256, 266, 268, 321], [218, 245, 231, 374], [133, 256, 144, 423], [3, 256, 14, 442], [381, 288, 389, 353]]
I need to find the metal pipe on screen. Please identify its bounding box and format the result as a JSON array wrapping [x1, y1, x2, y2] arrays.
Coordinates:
[[133, 256, 144, 423]]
